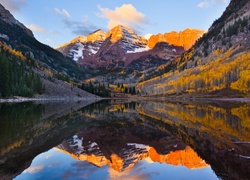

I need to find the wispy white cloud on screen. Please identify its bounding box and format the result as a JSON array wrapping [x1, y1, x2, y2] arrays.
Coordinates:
[[62, 18, 99, 36], [54, 8, 71, 18], [23, 164, 45, 174], [197, 0, 228, 8], [197, 1, 210, 8], [53, 7, 98, 36], [27, 24, 45, 33], [46, 38, 53, 44], [0, 0, 27, 12], [212, 0, 228, 3], [97, 4, 148, 32], [144, 34, 152, 40]]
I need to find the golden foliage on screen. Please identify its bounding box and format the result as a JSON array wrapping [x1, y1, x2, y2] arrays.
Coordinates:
[[231, 70, 250, 92], [0, 41, 26, 60], [137, 102, 250, 144]]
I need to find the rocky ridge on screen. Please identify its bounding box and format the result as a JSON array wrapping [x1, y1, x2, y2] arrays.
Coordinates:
[[148, 28, 206, 50]]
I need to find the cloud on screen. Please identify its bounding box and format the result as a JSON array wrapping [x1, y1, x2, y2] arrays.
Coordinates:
[[27, 24, 45, 33], [62, 18, 99, 36], [61, 161, 99, 179], [0, 0, 27, 12], [53, 8, 99, 36], [211, 0, 228, 3], [97, 4, 148, 32], [144, 34, 153, 40], [23, 164, 45, 174], [197, 1, 210, 8], [197, 0, 228, 8], [54, 8, 71, 18], [46, 38, 53, 44]]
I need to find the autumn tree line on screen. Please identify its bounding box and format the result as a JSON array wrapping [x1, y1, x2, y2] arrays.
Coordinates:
[[0, 43, 44, 97], [144, 48, 250, 95]]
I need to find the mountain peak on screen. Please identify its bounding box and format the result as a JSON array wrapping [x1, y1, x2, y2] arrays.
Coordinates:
[[71, 36, 88, 44], [87, 29, 107, 42], [107, 25, 139, 43]]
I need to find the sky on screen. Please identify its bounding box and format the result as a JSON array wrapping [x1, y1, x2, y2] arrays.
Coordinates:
[[0, 0, 230, 48]]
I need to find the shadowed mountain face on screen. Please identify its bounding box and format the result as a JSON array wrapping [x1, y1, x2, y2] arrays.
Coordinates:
[[1, 100, 250, 179]]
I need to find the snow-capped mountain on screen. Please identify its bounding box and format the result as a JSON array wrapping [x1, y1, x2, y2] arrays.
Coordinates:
[[106, 25, 148, 53], [57, 135, 149, 172], [56, 25, 190, 69], [56, 29, 107, 61], [57, 26, 149, 63], [56, 133, 208, 172]]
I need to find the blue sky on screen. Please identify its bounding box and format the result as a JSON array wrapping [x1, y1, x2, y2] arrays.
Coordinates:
[[0, 0, 230, 48]]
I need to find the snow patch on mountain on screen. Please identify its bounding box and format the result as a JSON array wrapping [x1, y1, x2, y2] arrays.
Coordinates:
[[127, 46, 149, 54], [127, 143, 150, 150], [117, 26, 148, 53], [88, 45, 98, 54], [0, 33, 9, 40], [69, 42, 84, 61], [70, 135, 84, 154]]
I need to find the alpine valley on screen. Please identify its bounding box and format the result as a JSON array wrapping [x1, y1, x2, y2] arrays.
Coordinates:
[[0, 0, 250, 98], [56, 25, 204, 92], [2, 1, 250, 179], [56, 0, 250, 98]]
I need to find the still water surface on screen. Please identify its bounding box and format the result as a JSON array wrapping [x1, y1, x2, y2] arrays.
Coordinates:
[[0, 100, 250, 180]]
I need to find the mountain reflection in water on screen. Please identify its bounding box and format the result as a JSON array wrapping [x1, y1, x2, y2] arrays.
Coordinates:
[[0, 100, 250, 180]]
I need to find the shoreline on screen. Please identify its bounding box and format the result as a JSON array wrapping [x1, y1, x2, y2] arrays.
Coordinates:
[[1, 96, 250, 103], [0, 97, 104, 103]]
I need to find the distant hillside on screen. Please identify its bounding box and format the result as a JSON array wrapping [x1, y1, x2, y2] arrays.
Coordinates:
[[137, 0, 250, 97]]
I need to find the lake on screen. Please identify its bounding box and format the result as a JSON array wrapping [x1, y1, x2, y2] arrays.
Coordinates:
[[0, 99, 250, 180]]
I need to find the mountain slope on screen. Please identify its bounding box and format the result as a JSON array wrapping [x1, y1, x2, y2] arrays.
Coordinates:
[[56, 29, 107, 61], [0, 3, 98, 98], [137, 0, 250, 97], [0, 3, 86, 79]]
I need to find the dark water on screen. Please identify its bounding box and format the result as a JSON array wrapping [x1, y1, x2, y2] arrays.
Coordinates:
[[1, 100, 250, 180]]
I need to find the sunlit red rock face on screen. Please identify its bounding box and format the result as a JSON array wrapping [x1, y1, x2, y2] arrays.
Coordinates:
[[56, 144, 208, 172], [149, 146, 208, 169], [148, 28, 206, 50]]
